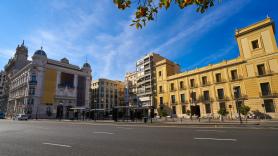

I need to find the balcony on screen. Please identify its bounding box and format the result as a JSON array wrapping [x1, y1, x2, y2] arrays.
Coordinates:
[[58, 84, 75, 89], [28, 80, 37, 86], [198, 96, 212, 103], [214, 79, 227, 84], [259, 92, 278, 98], [170, 88, 177, 92], [200, 82, 211, 87], [216, 96, 229, 101], [179, 86, 186, 90], [189, 84, 198, 89], [256, 70, 273, 77], [232, 94, 248, 100], [229, 75, 243, 82]]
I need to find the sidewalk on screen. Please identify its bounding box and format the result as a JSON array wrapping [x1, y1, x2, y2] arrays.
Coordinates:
[[28, 118, 278, 128]]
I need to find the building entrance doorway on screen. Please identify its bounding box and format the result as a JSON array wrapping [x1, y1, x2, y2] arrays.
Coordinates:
[[190, 105, 200, 117], [56, 105, 64, 119]]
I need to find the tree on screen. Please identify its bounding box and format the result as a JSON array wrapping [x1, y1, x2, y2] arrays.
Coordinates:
[[218, 108, 228, 122], [113, 0, 221, 29], [240, 105, 250, 123]]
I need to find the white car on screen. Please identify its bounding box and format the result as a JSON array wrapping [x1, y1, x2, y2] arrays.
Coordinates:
[[15, 114, 28, 121]]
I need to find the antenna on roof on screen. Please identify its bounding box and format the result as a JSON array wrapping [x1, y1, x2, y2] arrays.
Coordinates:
[[22, 40, 25, 46], [85, 55, 88, 63]]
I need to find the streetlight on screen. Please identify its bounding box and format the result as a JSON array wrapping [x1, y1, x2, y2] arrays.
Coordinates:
[[94, 99, 97, 122], [233, 88, 242, 124]]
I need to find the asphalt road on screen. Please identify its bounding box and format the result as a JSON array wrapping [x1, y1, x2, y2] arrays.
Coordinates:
[[0, 120, 277, 156]]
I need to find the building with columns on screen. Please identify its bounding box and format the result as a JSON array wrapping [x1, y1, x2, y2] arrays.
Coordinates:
[[155, 17, 278, 119], [4, 43, 92, 119]]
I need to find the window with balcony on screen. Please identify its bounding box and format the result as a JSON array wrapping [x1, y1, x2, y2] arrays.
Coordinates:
[[251, 39, 259, 50], [205, 104, 211, 113], [264, 99, 275, 113], [160, 97, 163, 105], [231, 70, 238, 80], [171, 95, 176, 104], [180, 94, 185, 103], [182, 105, 186, 114], [217, 88, 224, 100], [190, 92, 196, 102], [172, 106, 176, 115], [219, 102, 226, 110], [260, 82, 271, 96], [257, 64, 266, 76], [203, 90, 210, 101], [170, 83, 175, 91], [190, 79, 195, 88], [29, 87, 35, 95], [179, 81, 184, 89], [215, 73, 222, 83], [159, 86, 163, 93], [233, 86, 241, 99], [202, 76, 208, 85]]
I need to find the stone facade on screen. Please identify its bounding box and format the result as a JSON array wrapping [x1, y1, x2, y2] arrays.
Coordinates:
[[155, 17, 278, 119]]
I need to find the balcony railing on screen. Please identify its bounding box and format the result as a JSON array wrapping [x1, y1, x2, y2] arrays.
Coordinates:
[[214, 79, 227, 84], [216, 96, 229, 101], [229, 75, 243, 82], [256, 70, 273, 77], [201, 81, 211, 87], [232, 94, 248, 100], [259, 92, 278, 98], [179, 86, 186, 90], [189, 84, 198, 89], [28, 80, 37, 85], [170, 88, 177, 92]]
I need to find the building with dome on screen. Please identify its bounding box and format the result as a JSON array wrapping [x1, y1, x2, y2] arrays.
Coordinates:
[[3, 42, 92, 119]]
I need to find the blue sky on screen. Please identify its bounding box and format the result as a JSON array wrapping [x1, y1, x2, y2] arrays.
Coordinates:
[[0, 0, 278, 80]]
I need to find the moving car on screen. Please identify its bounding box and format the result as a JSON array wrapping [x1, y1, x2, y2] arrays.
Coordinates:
[[15, 114, 28, 121]]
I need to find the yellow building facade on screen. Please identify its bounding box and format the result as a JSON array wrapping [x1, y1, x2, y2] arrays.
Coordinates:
[[155, 17, 278, 119]]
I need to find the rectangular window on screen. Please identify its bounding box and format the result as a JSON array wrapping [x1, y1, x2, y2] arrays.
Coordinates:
[[205, 103, 211, 113], [257, 64, 266, 76], [171, 95, 176, 104], [217, 88, 224, 99], [159, 86, 163, 93], [260, 82, 271, 96], [251, 40, 259, 50], [159, 71, 162, 77], [219, 102, 226, 110], [190, 79, 195, 88], [182, 105, 186, 114], [231, 70, 238, 80], [179, 81, 184, 89], [203, 90, 210, 101], [190, 92, 196, 102], [215, 73, 222, 83], [172, 106, 176, 115], [160, 97, 163, 105], [170, 83, 175, 91], [264, 99, 275, 113], [180, 94, 185, 103], [233, 86, 241, 98], [202, 76, 208, 85]]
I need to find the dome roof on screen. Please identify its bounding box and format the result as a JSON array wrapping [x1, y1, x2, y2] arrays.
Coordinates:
[[83, 62, 91, 68], [34, 47, 47, 57]]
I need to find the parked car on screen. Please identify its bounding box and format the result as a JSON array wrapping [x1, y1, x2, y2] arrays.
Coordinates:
[[0, 112, 5, 119], [15, 114, 28, 121]]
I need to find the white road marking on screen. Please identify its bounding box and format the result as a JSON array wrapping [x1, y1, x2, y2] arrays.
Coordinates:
[[196, 130, 224, 132], [116, 127, 133, 130], [93, 131, 114, 135], [42, 142, 72, 148], [194, 138, 237, 141]]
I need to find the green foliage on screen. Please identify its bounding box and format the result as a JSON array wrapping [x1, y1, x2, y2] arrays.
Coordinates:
[[158, 108, 168, 117], [217, 108, 228, 116], [240, 105, 250, 116], [113, 0, 221, 29]]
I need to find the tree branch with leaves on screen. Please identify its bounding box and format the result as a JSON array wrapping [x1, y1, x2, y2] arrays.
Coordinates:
[[113, 0, 221, 29]]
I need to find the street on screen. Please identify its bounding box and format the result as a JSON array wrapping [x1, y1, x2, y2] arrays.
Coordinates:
[[0, 120, 278, 156]]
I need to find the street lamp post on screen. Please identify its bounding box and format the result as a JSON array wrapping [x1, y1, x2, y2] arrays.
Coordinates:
[[234, 88, 242, 124], [94, 99, 97, 122]]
